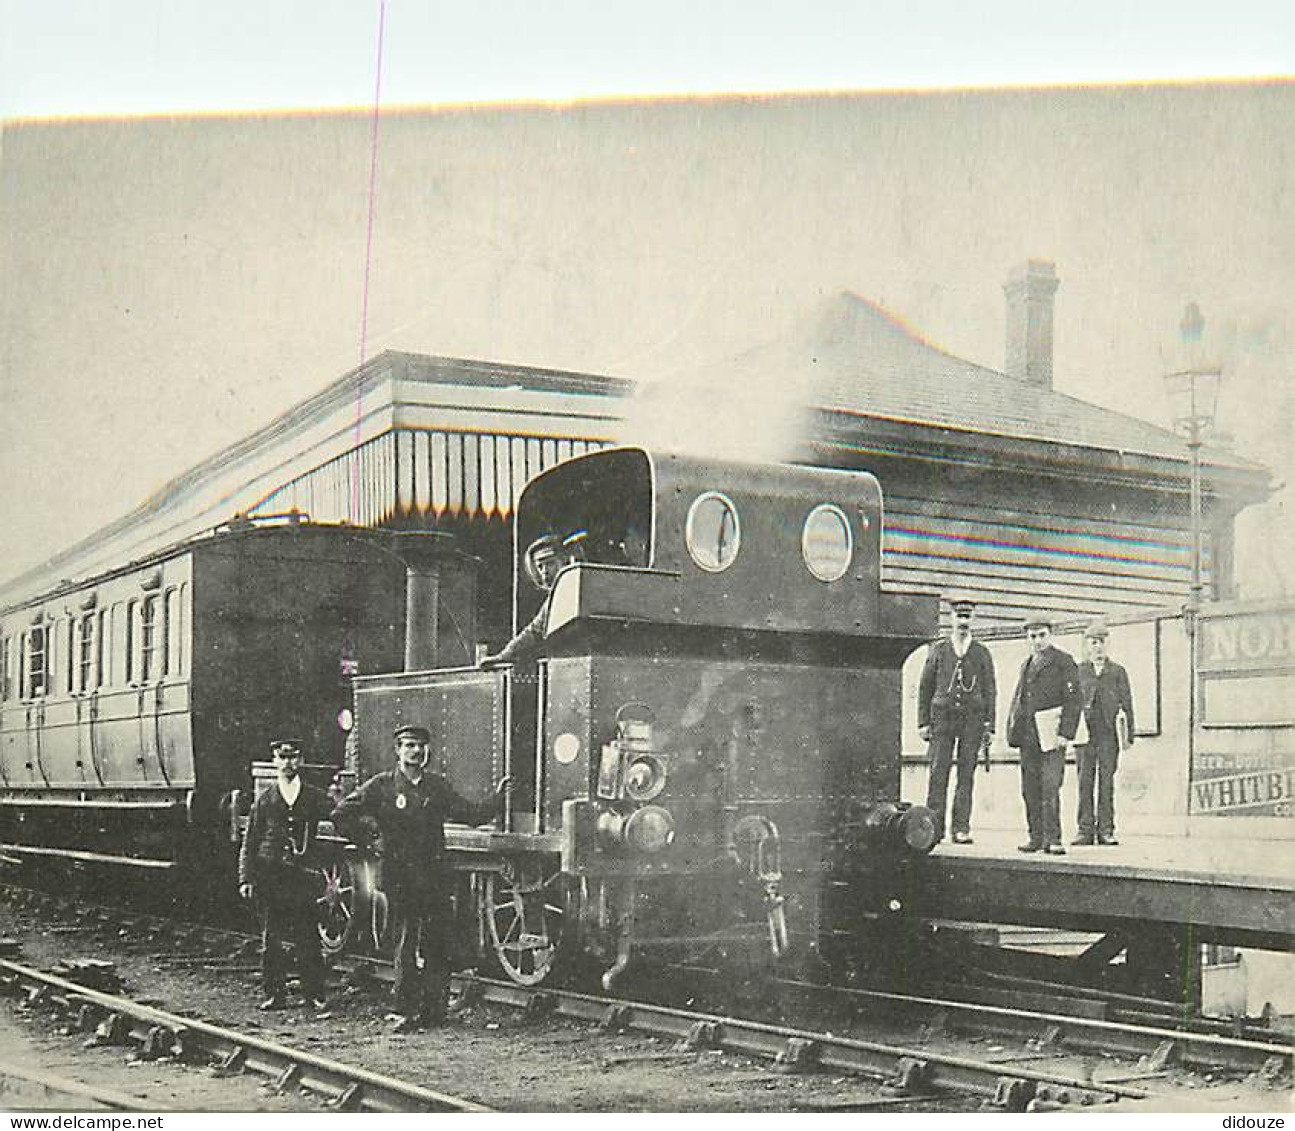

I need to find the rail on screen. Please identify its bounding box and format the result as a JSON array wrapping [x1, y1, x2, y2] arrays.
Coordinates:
[[0, 958, 492, 1113]]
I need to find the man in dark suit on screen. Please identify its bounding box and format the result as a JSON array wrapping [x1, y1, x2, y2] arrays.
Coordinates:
[[917, 597, 997, 845], [238, 738, 334, 1011], [331, 725, 509, 1033], [1073, 618, 1135, 846], [1006, 616, 1082, 855]]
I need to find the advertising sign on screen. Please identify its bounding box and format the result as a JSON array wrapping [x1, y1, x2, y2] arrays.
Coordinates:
[[1191, 749, 1295, 817], [1192, 603, 1295, 817]]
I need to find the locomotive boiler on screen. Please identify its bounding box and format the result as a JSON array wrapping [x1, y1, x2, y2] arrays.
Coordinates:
[[346, 447, 938, 987]]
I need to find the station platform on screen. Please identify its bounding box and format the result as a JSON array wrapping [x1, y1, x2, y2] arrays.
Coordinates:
[[909, 830, 1295, 952]]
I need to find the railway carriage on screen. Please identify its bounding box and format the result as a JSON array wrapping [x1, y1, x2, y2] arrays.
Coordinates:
[[346, 447, 938, 987], [0, 520, 450, 892]]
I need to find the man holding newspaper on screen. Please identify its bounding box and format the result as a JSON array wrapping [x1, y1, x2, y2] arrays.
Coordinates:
[[1006, 615, 1084, 855], [1073, 618, 1135, 847]]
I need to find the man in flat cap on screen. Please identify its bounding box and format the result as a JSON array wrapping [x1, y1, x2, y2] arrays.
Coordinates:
[[917, 597, 997, 845], [1006, 615, 1082, 854], [238, 739, 333, 1011], [331, 724, 510, 1032], [1074, 618, 1135, 846]]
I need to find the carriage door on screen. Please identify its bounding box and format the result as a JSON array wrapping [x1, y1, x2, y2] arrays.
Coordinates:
[[130, 591, 171, 786], [72, 608, 106, 785], [20, 622, 51, 786]]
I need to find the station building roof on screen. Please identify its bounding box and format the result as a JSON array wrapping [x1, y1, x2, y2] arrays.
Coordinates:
[[660, 290, 1262, 478]]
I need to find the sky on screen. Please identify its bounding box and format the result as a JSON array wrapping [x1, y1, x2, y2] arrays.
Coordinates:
[[3, 0, 1291, 120], [1, 1, 1293, 592]]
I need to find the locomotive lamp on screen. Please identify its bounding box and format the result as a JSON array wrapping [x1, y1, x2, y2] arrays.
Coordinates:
[[595, 803, 676, 852], [624, 754, 667, 801], [623, 805, 677, 853], [1163, 301, 1224, 620]]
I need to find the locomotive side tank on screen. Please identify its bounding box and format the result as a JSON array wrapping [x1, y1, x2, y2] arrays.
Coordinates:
[[349, 447, 937, 987]]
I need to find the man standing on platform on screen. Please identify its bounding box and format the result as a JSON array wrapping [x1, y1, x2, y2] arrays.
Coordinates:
[[1073, 618, 1135, 846], [1006, 616, 1082, 855], [917, 597, 997, 845]]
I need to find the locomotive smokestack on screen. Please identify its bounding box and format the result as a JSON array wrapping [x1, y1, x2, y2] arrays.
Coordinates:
[[404, 562, 440, 671], [388, 532, 474, 672]]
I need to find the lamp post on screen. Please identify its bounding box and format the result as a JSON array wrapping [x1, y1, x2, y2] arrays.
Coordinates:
[[1163, 302, 1224, 623]]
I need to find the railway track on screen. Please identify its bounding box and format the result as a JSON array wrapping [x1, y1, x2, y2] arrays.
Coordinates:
[[0, 1061, 151, 1111], [1, 881, 1287, 1111], [450, 972, 1148, 1109], [0, 957, 491, 1113], [772, 977, 1290, 1079]]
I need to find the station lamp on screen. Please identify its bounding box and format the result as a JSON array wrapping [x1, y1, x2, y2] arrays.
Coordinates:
[[1163, 302, 1224, 620]]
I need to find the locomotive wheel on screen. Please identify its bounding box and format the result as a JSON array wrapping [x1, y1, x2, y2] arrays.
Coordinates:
[[316, 858, 356, 958], [315, 856, 389, 956], [482, 863, 565, 986]]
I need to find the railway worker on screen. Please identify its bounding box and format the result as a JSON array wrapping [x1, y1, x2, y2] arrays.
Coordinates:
[[330, 724, 509, 1033], [1073, 618, 1135, 846], [237, 738, 333, 1012], [1006, 615, 1082, 855], [479, 532, 580, 669], [917, 597, 997, 845]]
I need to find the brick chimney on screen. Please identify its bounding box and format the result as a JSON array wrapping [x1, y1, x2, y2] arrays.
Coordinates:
[[1003, 260, 1059, 388]]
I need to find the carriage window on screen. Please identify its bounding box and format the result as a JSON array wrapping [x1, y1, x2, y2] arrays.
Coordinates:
[[126, 599, 139, 684], [45, 620, 59, 695], [165, 587, 183, 675], [101, 603, 116, 684], [802, 504, 853, 582], [62, 617, 74, 694], [685, 492, 741, 572], [76, 612, 97, 692], [2, 634, 13, 700], [23, 625, 48, 699], [98, 607, 112, 688], [141, 594, 162, 681]]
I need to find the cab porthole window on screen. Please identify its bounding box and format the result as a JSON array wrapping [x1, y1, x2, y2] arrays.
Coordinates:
[[685, 491, 741, 572], [802, 503, 853, 582]]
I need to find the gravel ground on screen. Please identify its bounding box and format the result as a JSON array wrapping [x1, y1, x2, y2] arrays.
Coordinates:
[[2, 895, 1283, 1113], [0, 898, 959, 1113]]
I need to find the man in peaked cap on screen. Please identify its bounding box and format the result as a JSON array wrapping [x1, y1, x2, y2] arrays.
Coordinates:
[[1074, 618, 1136, 846], [479, 532, 578, 670], [238, 738, 333, 1012], [917, 597, 997, 845], [331, 723, 509, 1032], [1006, 614, 1082, 854]]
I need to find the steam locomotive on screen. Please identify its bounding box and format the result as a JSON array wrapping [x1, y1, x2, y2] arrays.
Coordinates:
[[346, 447, 938, 986], [0, 447, 937, 986]]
